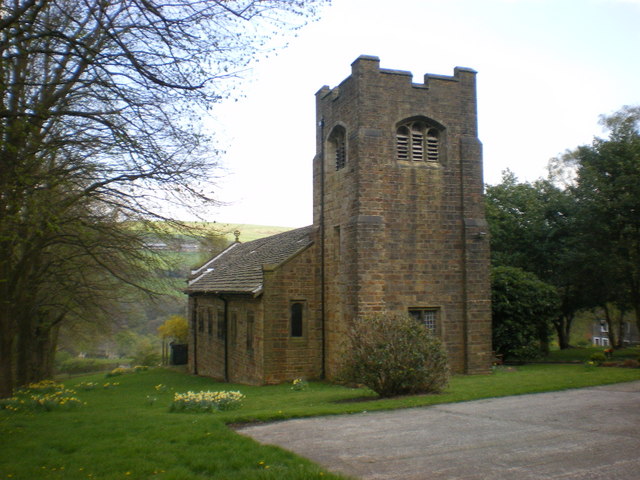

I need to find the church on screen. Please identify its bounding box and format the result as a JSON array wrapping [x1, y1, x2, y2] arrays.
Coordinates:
[[185, 55, 492, 384]]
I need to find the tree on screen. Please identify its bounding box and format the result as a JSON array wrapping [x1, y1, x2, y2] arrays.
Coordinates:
[[158, 314, 188, 364], [485, 172, 585, 348], [491, 266, 559, 361], [158, 315, 189, 344], [568, 105, 640, 338], [0, 0, 328, 397], [340, 313, 449, 398]]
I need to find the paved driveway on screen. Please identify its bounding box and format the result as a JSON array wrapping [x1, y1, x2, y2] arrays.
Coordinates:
[[238, 381, 640, 479]]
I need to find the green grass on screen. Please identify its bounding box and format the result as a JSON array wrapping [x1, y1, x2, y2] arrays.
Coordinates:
[[2, 365, 640, 480], [541, 346, 640, 363]]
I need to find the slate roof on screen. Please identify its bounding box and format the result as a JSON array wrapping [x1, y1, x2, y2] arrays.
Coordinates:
[[186, 225, 314, 295]]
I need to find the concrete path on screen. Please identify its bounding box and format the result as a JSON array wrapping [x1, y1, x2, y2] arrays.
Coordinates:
[[238, 381, 640, 479]]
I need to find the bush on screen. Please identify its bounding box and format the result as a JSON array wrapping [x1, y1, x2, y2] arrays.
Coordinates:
[[621, 359, 640, 368], [491, 266, 559, 361], [130, 339, 161, 366], [590, 352, 607, 364], [340, 312, 449, 398], [55, 356, 122, 375]]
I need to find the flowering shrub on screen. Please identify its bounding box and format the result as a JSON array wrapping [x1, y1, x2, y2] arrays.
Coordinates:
[[76, 381, 99, 391], [291, 379, 308, 391], [20, 379, 60, 393], [106, 367, 132, 377], [105, 365, 147, 377], [0, 381, 83, 412], [170, 390, 245, 412], [340, 313, 449, 398]]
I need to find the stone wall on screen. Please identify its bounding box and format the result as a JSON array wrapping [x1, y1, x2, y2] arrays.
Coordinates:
[[262, 243, 323, 383], [188, 294, 265, 384]]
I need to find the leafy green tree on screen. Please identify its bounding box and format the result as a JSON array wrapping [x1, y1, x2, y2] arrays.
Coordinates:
[[485, 172, 585, 348], [340, 313, 449, 398], [0, 0, 328, 397], [491, 266, 559, 361], [568, 105, 640, 337]]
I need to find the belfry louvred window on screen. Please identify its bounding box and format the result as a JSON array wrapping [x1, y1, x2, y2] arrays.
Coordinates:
[[328, 125, 347, 170], [396, 120, 440, 162]]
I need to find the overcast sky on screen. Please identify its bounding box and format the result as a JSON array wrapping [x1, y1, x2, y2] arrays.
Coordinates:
[[197, 0, 640, 228]]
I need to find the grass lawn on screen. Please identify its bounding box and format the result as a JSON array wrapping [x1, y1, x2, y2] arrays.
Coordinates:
[[540, 346, 640, 363], [2, 365, 640, 480]]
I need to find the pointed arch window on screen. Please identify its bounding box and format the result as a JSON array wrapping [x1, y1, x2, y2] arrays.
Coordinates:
[[396, 120, 441, 162], [327, 125, 347, 170]]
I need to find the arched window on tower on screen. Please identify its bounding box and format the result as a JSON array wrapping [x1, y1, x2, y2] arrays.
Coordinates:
[[396, 119, 442, 163], [327, 125, 347, 170]]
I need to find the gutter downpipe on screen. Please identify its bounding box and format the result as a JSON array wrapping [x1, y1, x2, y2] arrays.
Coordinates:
[[222, 295, 229, 382]]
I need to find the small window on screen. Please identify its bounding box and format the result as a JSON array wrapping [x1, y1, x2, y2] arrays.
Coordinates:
[[207, 308, 214, 336], [217, 308, 225, 340], [191, 308, 197, 332], [409, 308, 439, 334], [246, 311, 254, 350], [334, 225, 341, 261], [328, 126, 347, 170], [230, 311, 237, 345], [197, 308, 204, 333], [290, 302, 304, 337]]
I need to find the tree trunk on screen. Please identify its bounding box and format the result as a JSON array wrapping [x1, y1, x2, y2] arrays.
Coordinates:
[[17, 318, 60, 386], [37, 324, 60, 380], [0, 311, 16, 398], [538, 322, 551, 355], [0, 333, 15, 398], [16, 314, 35, 387], [555, 313, 574, 349], [635, 300, 640, 345], [603, 304, 618, 348]]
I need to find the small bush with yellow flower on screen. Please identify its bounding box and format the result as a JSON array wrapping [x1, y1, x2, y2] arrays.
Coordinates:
[[170, 390, 245, 412], [0, 380, 83, 413], [291, 378, 308, 391]]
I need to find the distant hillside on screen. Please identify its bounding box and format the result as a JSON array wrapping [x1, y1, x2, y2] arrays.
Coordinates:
[[143, 223, 297, 270], [207, 223, 296, 243]]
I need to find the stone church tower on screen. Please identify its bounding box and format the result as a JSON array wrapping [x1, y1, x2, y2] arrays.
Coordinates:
[[315, 55, 491, 376]]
